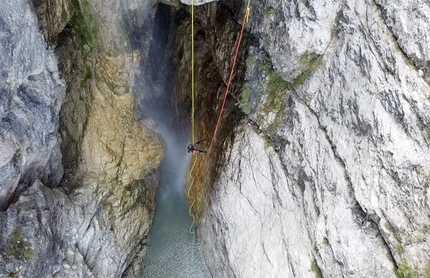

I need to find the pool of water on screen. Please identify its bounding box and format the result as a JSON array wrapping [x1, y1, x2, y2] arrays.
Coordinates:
[[129, 4, 210, 277], [140, 136, 210, 278]]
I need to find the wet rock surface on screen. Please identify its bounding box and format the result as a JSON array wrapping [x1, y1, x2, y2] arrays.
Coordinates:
[[172, 2, 246, 217], [0, 0, 163, 277], [2, 0, 430, 276]]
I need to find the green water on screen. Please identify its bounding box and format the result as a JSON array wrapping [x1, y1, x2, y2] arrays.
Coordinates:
[[132, 4, 210, 277], [140, 136, 210, 278]]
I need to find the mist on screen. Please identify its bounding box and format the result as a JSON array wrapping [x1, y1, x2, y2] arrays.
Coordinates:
[[128, 4, 210, 277]]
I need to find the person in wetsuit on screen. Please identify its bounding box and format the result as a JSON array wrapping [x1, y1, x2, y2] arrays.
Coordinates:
[[188, 140, 206, 154]]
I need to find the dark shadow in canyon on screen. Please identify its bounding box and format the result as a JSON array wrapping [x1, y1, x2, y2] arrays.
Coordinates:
[[124, 4, 210, 277]]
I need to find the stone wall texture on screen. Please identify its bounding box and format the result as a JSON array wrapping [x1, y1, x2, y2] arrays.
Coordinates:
[[197, 0, 430, 277], [0, 1, 163, 277]]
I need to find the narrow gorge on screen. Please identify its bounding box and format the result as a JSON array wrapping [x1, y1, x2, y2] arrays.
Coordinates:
[[1, 0, 430, 278]]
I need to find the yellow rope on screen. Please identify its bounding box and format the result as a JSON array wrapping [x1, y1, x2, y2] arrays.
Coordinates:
[[246, 0, 251, 22], [187, 155, 198, 234], [188, 0, 196, 235], [187, 0, 252, 235]]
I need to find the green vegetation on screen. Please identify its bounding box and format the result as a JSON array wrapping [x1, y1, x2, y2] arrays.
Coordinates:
[[292, 70, 310, 87], [178, 2, 188, 11], [264, 133, 275, 149], [323, 237, 329, 245], [119, 183, 140, 211], [7, 273, 18, 278], [293, 52, 324, 87], [258, 57, 272, 72], [425, 261, 430, 278], [84, 66, 93, 82], [70, 0, 101, 55], [407, 59, 417, 70], [258, 53, 324, 113], [251, 52, 324, 132], [246, 56, 255, 69], [265, 7, 275, 17], [4, 81, 12, 90], [239, 86, 252, 114], [222, 245, 228, 254], [69, 0, 101, 92], [397, 258, 418, 278], [266, 70, 288, 114], [395, 42, 401, 51], [14, 149, 22, 162], [331, 11, 341, 40], [299, 52, 316, 65], [256, 58, 288, 114], [311, 260, 323, 278], [9, 227, 34, 260], [396, 244, 404, 254]]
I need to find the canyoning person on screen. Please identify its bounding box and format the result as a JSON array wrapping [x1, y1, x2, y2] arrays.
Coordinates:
[[188, 140, 206, 154]]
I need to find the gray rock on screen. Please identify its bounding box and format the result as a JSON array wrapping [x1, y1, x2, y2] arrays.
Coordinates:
[[0, 174, 158, 277], [198, 0, 430, 277], [0, 180, 64, 277], [248, 0, 342, 82], [375, 0, 430, 66], [0, 0, 65, 210], [0, 1, 161, 277]]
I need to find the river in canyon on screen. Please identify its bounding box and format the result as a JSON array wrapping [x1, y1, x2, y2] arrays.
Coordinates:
[[133, 4, 210, 278]]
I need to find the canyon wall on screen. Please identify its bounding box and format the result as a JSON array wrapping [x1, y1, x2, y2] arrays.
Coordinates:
[[0, 1, 163, 277], [2, 0, 429, 277], [180, 0, 430, 277]]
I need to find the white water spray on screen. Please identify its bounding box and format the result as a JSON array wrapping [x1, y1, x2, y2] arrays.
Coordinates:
[[130, 4, 210, 277]]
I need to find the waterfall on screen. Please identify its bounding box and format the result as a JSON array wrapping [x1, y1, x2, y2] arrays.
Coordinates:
[[129, 4, 210, 277]]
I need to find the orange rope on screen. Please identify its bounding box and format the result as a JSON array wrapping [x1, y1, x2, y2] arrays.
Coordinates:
[[190, 7, 250, 199]]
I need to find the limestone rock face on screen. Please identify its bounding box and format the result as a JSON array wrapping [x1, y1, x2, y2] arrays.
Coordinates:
[[59, 0, 164, 184], [0, 0, 65, 211], [1, 176, 158, 277], [31, 0, 74, 43], [250, 0, 342, 82], [0, 0, 163, 277], [375, 0, 430, 69], [198, 0, 430, 277]]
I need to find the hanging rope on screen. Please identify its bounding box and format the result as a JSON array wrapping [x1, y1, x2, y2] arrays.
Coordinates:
[[187, 154, 198, 234], [187, 0, 197, 234], [187, 1, 251, 234], [191, 0, 195, 145]]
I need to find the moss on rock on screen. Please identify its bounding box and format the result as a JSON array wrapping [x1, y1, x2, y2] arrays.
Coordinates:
[[8, 227, 34, 260]]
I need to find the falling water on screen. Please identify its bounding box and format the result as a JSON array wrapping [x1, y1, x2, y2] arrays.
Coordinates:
[[129, 4, 210, 278]]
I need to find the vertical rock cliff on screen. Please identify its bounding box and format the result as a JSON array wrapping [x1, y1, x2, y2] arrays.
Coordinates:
[[0, 0, 65, 212], [2, 0, 429, 276], [0, 1, 164, 277], [174, 0, 430, 277]]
